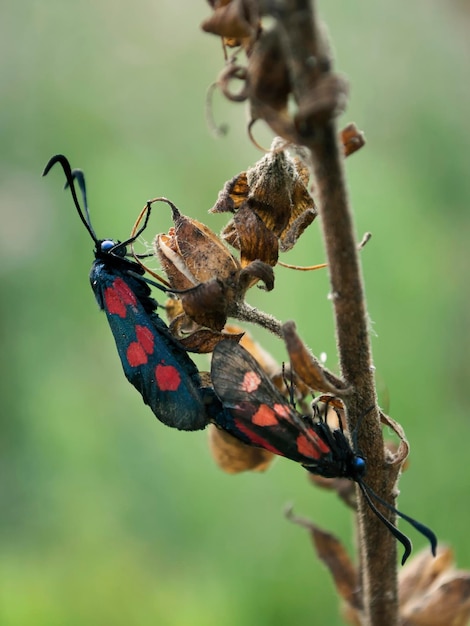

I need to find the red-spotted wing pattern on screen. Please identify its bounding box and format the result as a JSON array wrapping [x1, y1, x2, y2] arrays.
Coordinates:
[[210, 340, 335, 469], [210, 340, 438, 564], [91, 263, 208, 430], [44, 154, 210, 431]]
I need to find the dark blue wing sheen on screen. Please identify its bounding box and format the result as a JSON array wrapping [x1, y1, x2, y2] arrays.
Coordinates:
[[91, 259, 208, 431]]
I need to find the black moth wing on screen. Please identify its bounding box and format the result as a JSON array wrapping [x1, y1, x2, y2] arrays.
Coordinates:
[[210, 340, 332, 465], [91, 258, 208, 431], [211, 342, 438, 565]]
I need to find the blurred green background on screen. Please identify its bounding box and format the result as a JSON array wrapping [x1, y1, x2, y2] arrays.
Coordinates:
[[1, 1, 470, 624]]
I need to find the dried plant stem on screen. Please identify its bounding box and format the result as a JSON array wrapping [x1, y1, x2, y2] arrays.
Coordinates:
[[264, 1, 400, 624], [233, 301, 284, 338]]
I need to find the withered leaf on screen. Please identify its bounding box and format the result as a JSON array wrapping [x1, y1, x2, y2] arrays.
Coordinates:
[[155, 201, 254, 333], [341, 122, 366, 157], [209, 424, 274, 473], [248, 26, 290, 114], [164, 297, 184, 324], [201, 0, 260, 49], [167, 204, 240, 282], [232, 203, 279, 267], [238, 259, 275, 292], [180, 279, 229, 332], [399, 547, 470, 626], [211, 138, 317, 263], [380, 410, 410, 470], [156, 233, 197, 291], [278, 206, 317, 252], [217, 63, 249, 102], [400, 547, 455, 606], [245, 141, 316, 241], [402, 573, 470, 626], [282, 321, 350, 394], [211, 171, 249, 213]]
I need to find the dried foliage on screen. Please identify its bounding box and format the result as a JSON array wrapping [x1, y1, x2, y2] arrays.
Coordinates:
[[211, 137, 317, 262], [287, 509, 470, 626]]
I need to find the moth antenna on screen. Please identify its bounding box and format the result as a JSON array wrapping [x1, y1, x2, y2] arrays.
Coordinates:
[[43, 154, 99, 244], [362, 481, 437, 560], [357, 480, 412, 565]]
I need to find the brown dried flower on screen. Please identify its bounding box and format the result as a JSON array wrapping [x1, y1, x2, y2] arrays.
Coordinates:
[[211, 137, 317, 266], [286, 511, 470, 626], [154, 199, 274, 345], [201, 0, 260, 51]]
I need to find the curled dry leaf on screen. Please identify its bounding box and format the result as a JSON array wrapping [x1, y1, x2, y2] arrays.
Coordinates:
[[248, 26, 290, 115], [282, 321, 350, 394], [380, 410, 410, 470], [287, 511, 470, 626], [217, 62, 249, 102], [341, 122, 366, 157], [223, 204, 280, 267], [157, 202, 240, 286], [211, 137, 317, 264], [201, 0, 260, 51], [399, 546, 454, 606], [400, 546, 470, 626], [177, 279, 229, 332]]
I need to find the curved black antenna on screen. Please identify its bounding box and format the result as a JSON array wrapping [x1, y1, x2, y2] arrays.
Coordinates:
[[357, 480, 413, 565], [43, 154, 98, 244], [361, 481, 437, 562]]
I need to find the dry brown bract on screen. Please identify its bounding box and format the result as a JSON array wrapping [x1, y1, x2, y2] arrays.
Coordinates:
[[154, 200, 274, 349], [211, 137, 317, 266], [286, 511, 470, 626]]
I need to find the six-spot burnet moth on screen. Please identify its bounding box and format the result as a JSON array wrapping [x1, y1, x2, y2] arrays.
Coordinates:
[[210, 340, 437, 564], [43, 153, 216, 431]]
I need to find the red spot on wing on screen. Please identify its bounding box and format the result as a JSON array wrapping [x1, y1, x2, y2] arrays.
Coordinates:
[[296, 432, 330, 460], [252, 404, 278, 427], [104, 287, 126, 317], [273, 403, 291, 419], [104, 277, 138, 318], [126, 325, 155, 367], [234, 420, 285, 456], [127, 342, 148, 367], [135, 325, 155, 354], [155, 363, 181, 391], [241, 371, 261, 393], [113, 278, 137, 306]]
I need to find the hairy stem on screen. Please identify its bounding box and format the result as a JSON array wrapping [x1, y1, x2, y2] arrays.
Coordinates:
[[264, 1, 400, 624]]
